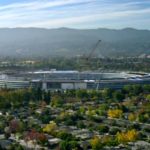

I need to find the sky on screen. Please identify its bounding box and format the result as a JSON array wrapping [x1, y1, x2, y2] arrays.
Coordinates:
[[0, 0, 149, 29]]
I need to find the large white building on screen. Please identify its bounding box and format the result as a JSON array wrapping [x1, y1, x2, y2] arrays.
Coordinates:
[[0, 74, 30, 89], [0, 71, 150, 90]]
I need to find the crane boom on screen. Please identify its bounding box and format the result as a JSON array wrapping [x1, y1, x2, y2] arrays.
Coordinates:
[[86, 40, 101, 60], [77, 39, 101, 71]]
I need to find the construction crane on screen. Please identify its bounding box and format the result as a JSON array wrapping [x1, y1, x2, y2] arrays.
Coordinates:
[[79, 40, 101, 71], [81, 40, 103, 90], [85, 40, 101, 61], [77, 40, 102, 82]]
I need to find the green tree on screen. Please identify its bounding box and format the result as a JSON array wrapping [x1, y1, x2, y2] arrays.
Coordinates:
[[76, 89, 88, 99], [102, 88, 113, 100], [43, 91, 51, 104], [51, 95, 64, 107], [98, 125, 109, 134], [113, 90, 124, 101]]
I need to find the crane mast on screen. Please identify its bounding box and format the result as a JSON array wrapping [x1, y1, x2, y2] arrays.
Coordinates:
[[84, 40, 102, 90], [77, 40, 102, 89], [86, 40, 101, 61]]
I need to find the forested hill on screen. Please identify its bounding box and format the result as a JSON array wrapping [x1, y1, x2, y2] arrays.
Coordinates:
[[0, 27, 150, 58]]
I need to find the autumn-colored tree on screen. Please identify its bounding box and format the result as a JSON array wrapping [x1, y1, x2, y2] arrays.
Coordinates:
[[37, 133, 48, 145], [90, 136, 103, 150], [24, 129, 38, 141], [107, 109, 123, 118], [128, 113, 137, 121], [116, 129, 138, 144], [40, 101, 47, 110], [59, 111, 69, 120], [9, 119, 21, 133], [24, 129, 47, 145], [43, 121, 57, 134]]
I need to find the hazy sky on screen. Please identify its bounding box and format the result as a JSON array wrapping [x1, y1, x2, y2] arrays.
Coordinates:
[[0, 0, 150, 29]]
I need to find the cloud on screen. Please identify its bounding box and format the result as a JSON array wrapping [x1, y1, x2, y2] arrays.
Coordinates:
[[0, 0, 149, 29], [0, 0, 94, 11], [21, 8, 150, 27]]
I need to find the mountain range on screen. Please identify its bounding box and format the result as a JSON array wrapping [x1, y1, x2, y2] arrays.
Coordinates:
[[0, 27, 150, 58]]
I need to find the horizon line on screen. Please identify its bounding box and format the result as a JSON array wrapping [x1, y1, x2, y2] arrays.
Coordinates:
[[0, 26, 149, 31]]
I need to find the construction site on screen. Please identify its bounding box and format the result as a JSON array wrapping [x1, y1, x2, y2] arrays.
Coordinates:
[[0, 40, 150, 90]]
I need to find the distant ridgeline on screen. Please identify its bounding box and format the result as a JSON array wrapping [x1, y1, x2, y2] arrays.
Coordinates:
[[0, 28, 150, 58]]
